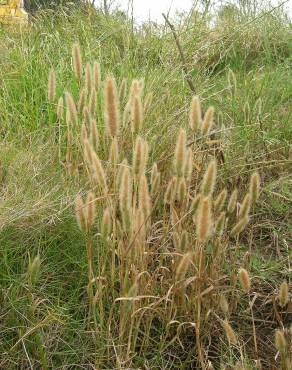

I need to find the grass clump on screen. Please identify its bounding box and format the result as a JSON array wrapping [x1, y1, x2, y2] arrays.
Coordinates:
[[0, 3, 291, 369]]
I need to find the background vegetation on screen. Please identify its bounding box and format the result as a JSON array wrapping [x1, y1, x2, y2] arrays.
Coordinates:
[[0, 1, 291, 368]]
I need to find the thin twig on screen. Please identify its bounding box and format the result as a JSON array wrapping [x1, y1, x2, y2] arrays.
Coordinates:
[[162, 13, 196, 94]]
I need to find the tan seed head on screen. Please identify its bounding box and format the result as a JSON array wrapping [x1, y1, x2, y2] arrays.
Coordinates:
[[104, 75, 120, 137], [72, 43, 82, 81], [189, 96, 202, 131], [48, 68, 56, 103]]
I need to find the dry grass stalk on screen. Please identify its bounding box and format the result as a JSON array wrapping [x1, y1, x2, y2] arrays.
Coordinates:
[[104, 75, 120, 137]]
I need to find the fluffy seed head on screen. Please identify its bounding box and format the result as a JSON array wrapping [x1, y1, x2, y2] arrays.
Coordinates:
[[228, 69, 237, 94], [201, 106, 214, 135], [119, 166, 132, 231], [190, 194, 201, 215], [133, 136, 149, 176], [119, 165, 132, 212], [27, 255, 41, 286], [85, 62, 93, 93], [173, 129, 187, 177], [275, 329, 286, 352], [56, 96, 64, 120], [131, 93, 143, 135], [48, 68, 56, 103], [129, 79, 141, 99], [101, 207, 112, 238], [119, 78, 127, 102], [75, 194, 86, 232], [164, 177, 177, 205], [138, 174, 151, 218], [91, 151, 108, 193], [249, 172, 261, 205], [227, 188, 238, 214], [214, 189, 227, 213], [81, 123, 88, 145], [85, 191, 96, 229], [89, 88, 97, 116], [196, 196, 212, 243], [104, 75, 120, 137], [215, 211, 226, 236], [89, 118, 98, 149], [278, 281, 289, 308], [219, 294, 229, 315], [185, 148, 193, 182], [201, 160, 217, 196], [175, 253, 192, 281], [177, 177, 187, 205], [144, 92, 153, 114], [109, 136, 119, 165], [223, 320, 237, 345], [239, 268, 251, 293], [83, 106, 91, 125], [65, 91, 78, 126], [189, 96, 202, 131], [230, 216, 249, 237], [238, 193, 251, 219], [150, 163, 160, 196], [78, 88, 86, 113], [72, 43, 82, 81], [93, 61, 101, 91]]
